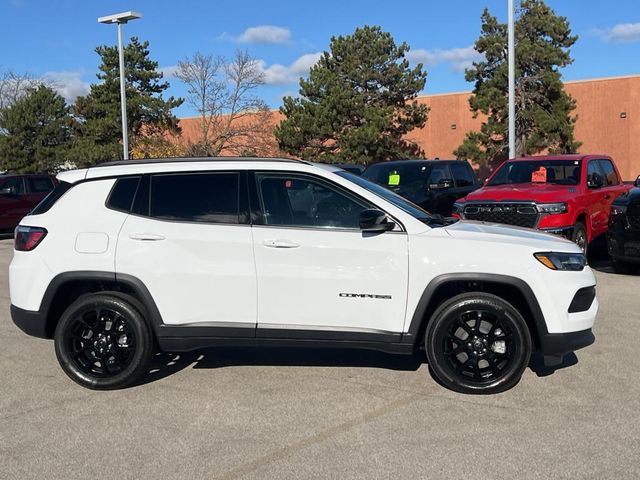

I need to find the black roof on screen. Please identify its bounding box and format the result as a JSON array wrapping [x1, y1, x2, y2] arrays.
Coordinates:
[[365, 159, 462, 168]]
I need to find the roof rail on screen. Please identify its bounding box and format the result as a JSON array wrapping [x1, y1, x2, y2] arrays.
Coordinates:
[[93, 156, 310, 168]]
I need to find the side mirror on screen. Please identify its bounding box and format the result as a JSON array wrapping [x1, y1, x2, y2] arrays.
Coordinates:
[[587, 174, 604, 189], [359, 209, 395, 233], [635, 175, 640, 187]]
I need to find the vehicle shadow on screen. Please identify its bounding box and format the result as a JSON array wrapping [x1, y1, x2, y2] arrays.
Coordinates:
[[136, 347, 426, 386], [587, 237, 640, 276]]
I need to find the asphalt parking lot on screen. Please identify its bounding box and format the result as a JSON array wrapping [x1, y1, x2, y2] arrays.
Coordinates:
[[1, 238, 639, 480]]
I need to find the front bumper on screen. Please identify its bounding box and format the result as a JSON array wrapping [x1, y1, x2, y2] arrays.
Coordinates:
[[11, 304, 49, 338], [540, 225, 573, 240], [607, 230, 640, 263], [538, 328, 595, 356]]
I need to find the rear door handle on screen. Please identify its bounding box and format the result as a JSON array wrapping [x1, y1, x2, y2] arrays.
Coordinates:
[[129, 233, 165, 241], [262, 239, 300, 249]]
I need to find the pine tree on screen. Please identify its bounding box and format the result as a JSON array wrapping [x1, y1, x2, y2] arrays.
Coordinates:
[[71, 37, 183, 166], [275, 26, 429, 164], [0, 85, 73, 173], [455, 0, 581, 164]]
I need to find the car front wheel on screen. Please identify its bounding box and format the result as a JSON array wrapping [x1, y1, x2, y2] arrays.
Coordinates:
[[54, 293, 153, 390], [425, 293, 532, 394]]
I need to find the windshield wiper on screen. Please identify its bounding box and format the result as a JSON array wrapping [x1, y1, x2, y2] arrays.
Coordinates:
[[423, 214, 458, 227]]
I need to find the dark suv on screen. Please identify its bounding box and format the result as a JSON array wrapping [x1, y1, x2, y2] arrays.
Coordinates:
[[607, 175, 640, 272], [0, 174, 56, 233], [362, 160, 479, 216]]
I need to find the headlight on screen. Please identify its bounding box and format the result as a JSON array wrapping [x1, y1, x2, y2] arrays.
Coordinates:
[[452, 202, 465, 215], [536, 203, 568, 214], [534, 252, 586, 271]]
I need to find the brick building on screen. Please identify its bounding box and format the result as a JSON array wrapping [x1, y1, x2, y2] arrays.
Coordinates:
[[177, 74, 640, 180]]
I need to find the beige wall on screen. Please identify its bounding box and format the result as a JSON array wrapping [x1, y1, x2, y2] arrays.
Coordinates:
[[178, 75, 640, 180]]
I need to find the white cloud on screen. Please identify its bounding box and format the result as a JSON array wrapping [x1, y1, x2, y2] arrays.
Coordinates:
[[258, 52, 322, 85], [406, 46, 483, 72], [596, 22, 640, 42], [220, 25, 292, 45], [43, 70, 89, 103], [159, 65, 179, 78]]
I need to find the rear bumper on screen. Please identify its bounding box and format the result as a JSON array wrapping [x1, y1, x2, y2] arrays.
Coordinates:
[[11, 304, 49, 338], [538, 328, 595, 356]]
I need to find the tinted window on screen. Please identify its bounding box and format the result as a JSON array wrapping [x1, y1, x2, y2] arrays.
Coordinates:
[[0, 177, 25, 195], [337, 171, 433, 221], [450, 162, 475, 187], [488, 160, 582, 186], [31, 181, 72, 215], [150, 173, 239, 223], [362, 163, 429, 198], [27, 177, 54, 193], [426, 164, 452, 187], [256, 174, 369, 229], [598, 159, 619, 185], [587, 161, 604, 187], [106, 177, 140, 212]]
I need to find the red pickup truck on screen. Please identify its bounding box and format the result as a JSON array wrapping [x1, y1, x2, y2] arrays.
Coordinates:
[[453, 155, 629, 253]]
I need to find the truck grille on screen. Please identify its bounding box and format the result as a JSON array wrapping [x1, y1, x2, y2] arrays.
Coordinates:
[[463, 203, 539, 228], [627, 203, 640, 230]]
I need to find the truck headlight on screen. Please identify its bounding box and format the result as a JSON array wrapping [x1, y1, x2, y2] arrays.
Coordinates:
[[536, 203, 568, 214], [534, 252, 586, 271]]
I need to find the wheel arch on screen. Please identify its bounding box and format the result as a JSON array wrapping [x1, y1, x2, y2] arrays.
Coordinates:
[[38, 271, 163, 338], [404, 273, 548, 350]]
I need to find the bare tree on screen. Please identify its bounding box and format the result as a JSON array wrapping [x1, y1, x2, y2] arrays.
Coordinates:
[[175, 50, 275, 157], [0, 70, 45, 111]]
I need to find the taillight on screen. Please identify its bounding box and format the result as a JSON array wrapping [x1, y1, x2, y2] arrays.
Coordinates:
[[14, 226, 47, 251]]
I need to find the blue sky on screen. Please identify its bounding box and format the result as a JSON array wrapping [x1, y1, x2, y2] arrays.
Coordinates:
[[1, 0, 639, 117]]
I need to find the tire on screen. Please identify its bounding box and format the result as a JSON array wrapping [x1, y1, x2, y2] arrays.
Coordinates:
[[571, 222, 588, 255], [54, 293, 153, 390], [424, 292, 532, 394]]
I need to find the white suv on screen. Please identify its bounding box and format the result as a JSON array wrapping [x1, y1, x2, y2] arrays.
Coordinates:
[[10, 158, 598, 394]]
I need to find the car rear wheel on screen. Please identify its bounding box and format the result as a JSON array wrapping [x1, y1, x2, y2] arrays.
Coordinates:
[[425, 293, 532, 394], [572, 222, 588, 255], [54, 293, 153, 390]]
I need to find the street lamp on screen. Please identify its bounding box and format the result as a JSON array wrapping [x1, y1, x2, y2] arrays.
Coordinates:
[[508, 0, 515, 159], [97, 11, 142, 160]]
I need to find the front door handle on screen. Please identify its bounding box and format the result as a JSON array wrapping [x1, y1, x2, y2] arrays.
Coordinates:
[[263, 239, 300, 249], [604, 194, 611, 200], [129, 233, 166, 241]]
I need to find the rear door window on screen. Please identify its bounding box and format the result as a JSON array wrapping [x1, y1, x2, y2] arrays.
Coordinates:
[[150, 172, 239, 224], [597, 159, 619, 186], [27, 177, 55, 193], [450, 162, 475, 187], [426, 164, 452, 188]]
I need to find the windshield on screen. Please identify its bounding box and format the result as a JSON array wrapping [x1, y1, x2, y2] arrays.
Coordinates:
[[336, 171, 433, 221], [488, 160, 582, 186]]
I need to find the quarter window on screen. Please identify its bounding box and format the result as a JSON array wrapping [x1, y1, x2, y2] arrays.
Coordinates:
[[150, 172, 239, 224], [255, 174, 370, 229], [106, 177, 140, 213]]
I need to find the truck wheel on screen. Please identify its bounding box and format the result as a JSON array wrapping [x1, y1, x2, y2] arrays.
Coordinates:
[[425, 293, 532, 394], [571, 222, 588, 255], [54, 293, 153, 390]]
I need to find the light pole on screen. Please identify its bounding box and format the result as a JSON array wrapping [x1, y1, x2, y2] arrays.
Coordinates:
[[97, 11, 142, 160], [508, 0, 516, 159]]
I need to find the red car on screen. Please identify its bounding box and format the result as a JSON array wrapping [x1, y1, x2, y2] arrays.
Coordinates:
[[0, 174, 57, 233], [453, 155, 629, 253]]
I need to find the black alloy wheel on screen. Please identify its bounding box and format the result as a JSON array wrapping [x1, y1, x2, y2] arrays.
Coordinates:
[[55, 293, 153, 390], [425, 293, 532, 394]]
